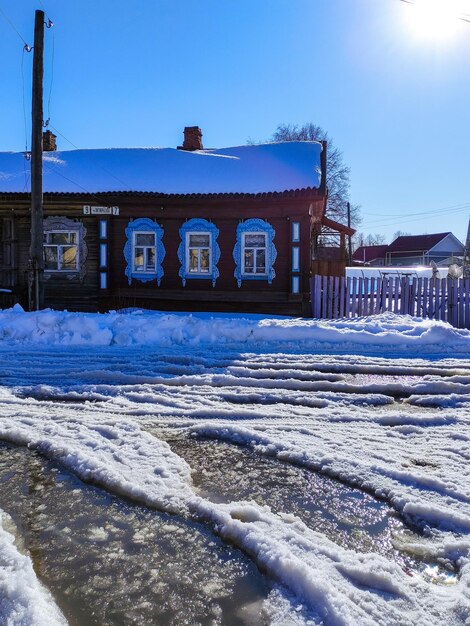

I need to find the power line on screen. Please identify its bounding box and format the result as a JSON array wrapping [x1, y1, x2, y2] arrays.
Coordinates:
[[45, 20, 55, 125], [0, 6, 31, 48], [362, 200, 470, 220], [49, 124, 134, 191], [20, 46, 31, 153], [42, 161, 127, 210], [366, 205, 470, 229]]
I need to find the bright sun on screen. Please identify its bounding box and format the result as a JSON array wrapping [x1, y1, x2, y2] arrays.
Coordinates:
[[404, 0, 466, 40]]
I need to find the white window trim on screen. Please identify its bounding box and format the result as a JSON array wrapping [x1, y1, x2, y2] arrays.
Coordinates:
[[44, 230, 80, 272], [132, 231, 157, 274], [242, 231, 268, 276], [186, 231, 212, 276]]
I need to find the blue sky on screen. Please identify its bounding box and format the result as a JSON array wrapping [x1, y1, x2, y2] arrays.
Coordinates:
[[1, 0, 470, 242]]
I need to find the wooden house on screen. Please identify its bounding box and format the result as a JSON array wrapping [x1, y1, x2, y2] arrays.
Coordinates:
[[384, 233, 464, 267], [0, 127, 351, 316]]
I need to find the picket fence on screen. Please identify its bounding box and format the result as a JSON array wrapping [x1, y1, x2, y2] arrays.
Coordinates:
[[310, 275, 470, 329]]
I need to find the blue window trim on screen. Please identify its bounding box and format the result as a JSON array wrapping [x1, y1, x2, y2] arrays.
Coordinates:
[[124, 218, 165, 286], [233, 218, 277, 287], [178, 218, 220, 287]]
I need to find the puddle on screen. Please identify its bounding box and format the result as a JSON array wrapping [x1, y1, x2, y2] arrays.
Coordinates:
[[165, 435, 457, 581], [0, 443, 272, 626]]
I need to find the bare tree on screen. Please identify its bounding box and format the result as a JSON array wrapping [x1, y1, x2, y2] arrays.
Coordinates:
[[269, 123, 361, 228], [392, 230, 411, 241], [353, 232, 387, 249]]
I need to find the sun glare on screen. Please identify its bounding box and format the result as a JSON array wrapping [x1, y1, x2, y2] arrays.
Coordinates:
[[404, 0, 465, 41]]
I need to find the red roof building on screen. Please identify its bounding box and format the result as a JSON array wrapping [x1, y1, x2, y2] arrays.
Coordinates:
[[352, 245, 388, 265], [385, 233, 463, 266]]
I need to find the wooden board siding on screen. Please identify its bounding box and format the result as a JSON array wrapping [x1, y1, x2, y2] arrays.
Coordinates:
[[0, 191, 326, 315], [44, 217, 99, 311], [104, 195, 320, 314]]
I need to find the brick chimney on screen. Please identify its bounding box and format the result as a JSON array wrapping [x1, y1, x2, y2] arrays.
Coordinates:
[[43, 130, 57, 151], [179, 126, 203, 151]]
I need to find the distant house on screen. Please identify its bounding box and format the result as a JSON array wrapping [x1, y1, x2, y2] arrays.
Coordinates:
[[0, 127, 352, 315], [385, 233, 464, 266], [352, 245, 388, 266]]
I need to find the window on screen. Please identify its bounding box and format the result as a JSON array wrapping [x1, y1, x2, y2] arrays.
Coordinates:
[[187, 232, 211, 274], [233, 218, 276, 287], [292, 246, 300, 272], [178, 219, 220, 287], [124, 218, 165, 285], [243, 232, 267, 275], [292, 221, 300, 242], [133, 232, 157, 274], [44, 231, 79, 272]]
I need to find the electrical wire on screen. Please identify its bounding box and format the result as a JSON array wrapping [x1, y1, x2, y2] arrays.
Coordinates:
[[42, 162, 127, 210], [365, 206, 470, 229], [20, 47, 29, 153], [362, 200, 470, 220], [49, 124, 133, 191], [0, 6, 31, 48], [45, 22, 55, 126]]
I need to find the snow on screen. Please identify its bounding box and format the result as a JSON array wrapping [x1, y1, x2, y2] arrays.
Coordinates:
[[0, 141, 322, 195], [1, 306, 470, 354], [1, 307, 470, 624], [0, 511, 67, 626]]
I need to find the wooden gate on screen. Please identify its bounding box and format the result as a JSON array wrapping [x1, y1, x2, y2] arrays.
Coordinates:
[[310, 275, 470, 329]]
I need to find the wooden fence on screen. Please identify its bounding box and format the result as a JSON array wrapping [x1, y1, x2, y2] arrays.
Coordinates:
[[310, 275, 470, 329]]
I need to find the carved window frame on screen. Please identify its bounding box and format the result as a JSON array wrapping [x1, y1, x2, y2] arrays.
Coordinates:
[[233, 218, 276, 287], [178, 218, 220, 287], [43, 216, 87, 282], [124, 218, 165, 285]]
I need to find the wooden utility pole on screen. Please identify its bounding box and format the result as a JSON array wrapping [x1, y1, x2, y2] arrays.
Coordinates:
[[347, 202, 352, 265], [30, 9, 45, 311]]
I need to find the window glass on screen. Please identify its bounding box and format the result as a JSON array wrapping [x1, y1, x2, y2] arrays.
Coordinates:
[[50, 232, 76, 245], [256, 248, 266, 272], [189, 249, 199, 272], [243, 232, 267, 274], [44, 247, 58, 270], [135, 233, 155, 246], [146, 248, 156, 271], [245, 234, 265, 247], [189, 234, 210, 247], [61, 246, 77, 270], [133, 232, 156, 273], [244, 249, 254, 273], [200, 249, 210, 272], [43, 230, 79, 271], [134, 248, 145, 271]]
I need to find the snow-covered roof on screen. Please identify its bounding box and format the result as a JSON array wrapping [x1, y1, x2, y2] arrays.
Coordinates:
[[0, 141, 323, 196]]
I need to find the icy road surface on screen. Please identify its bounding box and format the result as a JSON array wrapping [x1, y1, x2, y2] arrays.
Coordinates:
[[0, 308, 470, 625]]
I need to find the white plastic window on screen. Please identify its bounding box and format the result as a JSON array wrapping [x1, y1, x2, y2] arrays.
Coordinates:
[[44, 231, 79, 271], [187, 232, 211, 274], [133, 232, 156, 273], [243, 232, 267, 275]]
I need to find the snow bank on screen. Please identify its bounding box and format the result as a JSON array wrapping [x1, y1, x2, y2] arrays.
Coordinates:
[[1, 307, 470, 354], [0, 511, 67, 626]]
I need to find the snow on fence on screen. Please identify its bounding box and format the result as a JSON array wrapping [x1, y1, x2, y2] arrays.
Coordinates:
[[310, 275, 470, 328]]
